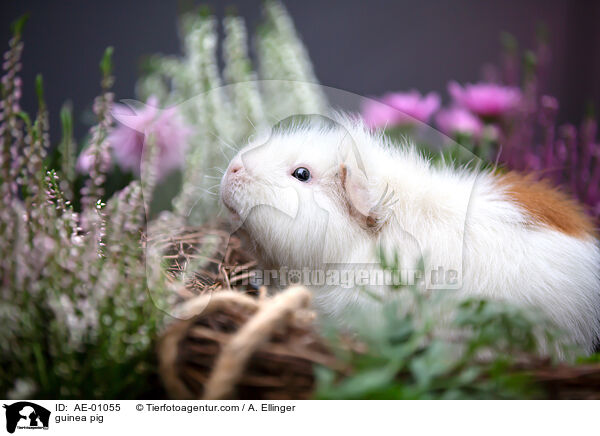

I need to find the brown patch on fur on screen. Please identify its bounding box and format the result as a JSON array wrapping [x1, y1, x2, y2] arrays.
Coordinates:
[[337, 164, 380, 232], [496, 172, 596, 238]]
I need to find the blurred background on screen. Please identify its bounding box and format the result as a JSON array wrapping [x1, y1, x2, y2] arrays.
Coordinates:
[[2, 0, 600, 402], [1, 0, 599, 139]]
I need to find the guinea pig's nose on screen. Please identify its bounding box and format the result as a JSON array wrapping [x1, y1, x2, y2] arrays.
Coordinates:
[[228, 158, 243, 175]]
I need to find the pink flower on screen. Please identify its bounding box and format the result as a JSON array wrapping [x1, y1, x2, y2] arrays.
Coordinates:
[[362, 90, 440, 128], [110, 96, 189, 180], [77, 96, 189, 180], [76, 146, 97, 173], [435, 106, 483, 137], [75, 141, 111, 174], [448, 82, 522, 118]]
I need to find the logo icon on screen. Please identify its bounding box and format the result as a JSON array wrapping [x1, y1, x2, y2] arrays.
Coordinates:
[[3, 402, 50, 434]]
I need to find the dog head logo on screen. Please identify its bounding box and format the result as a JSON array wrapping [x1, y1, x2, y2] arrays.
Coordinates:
[[3, 402, 50, 433]]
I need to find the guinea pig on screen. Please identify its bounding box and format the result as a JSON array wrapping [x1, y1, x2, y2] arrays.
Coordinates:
[[220, 114, 600, 354]]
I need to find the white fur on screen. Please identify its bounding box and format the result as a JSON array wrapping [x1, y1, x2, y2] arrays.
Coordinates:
[[220, 115, 600, 354]]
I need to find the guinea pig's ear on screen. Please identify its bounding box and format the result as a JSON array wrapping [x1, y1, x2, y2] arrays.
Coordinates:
[[337, 162, 396, 233]]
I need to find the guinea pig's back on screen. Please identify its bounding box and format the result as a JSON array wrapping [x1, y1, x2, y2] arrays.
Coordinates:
[[460, 171, 600, 352]]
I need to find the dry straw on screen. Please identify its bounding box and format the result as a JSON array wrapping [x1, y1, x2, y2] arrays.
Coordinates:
[[159, 286, 343, 400]]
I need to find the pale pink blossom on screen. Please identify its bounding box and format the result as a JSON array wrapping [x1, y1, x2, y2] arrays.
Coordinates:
[[362, 90, 440, 128], [77, 96, 189, 180], [110, 96, 189, 179], [435, 106, 483, 137], [448, 81, 522, 117], [76, 146, 97, 173]]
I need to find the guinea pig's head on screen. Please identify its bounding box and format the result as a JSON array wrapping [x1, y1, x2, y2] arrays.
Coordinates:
[[220, 118, 394, 269]]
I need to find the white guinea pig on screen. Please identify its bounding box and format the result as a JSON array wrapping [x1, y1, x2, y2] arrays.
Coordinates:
[[220, 115, 600, 353]]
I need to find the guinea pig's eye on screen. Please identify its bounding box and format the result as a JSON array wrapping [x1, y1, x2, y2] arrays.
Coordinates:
[[292, 167, 311, 182]]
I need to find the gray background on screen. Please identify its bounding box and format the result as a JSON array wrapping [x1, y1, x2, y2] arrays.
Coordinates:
[[1, 0, 599, 140]]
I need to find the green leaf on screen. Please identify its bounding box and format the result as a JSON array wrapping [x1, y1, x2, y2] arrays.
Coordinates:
[[35, 74, 45, 108], [500, 31, 518, 54], [10, 14, 29, 37], [99, 46, 114, 77], [58, 101, 76, 186], [319, 364, 399, 400]]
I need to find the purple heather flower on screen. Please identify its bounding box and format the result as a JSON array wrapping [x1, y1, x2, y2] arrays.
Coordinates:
[[435, 106, 483, 138], [539, 96, 559, 170], [362, 90, 440, 128], [448, 81, 522, 118]]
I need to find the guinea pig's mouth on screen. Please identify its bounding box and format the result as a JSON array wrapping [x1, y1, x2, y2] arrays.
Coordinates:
[[220, 191, 241, 220], [223, 201, 239, 217]]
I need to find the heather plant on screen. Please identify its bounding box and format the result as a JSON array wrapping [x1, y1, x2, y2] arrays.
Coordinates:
[[364, 28, 600, 227], [0, 19, 169, 399], [135, 1, 331, 292], [133, 1, 328, 224], [448, 32, 600, 225], [0, 2, 330, 399]]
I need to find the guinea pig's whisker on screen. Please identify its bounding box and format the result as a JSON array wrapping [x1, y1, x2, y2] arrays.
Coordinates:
[[219, 146, 232, 162], [208, 130, 237, 152], [185, 197, 202, 217], [492, 145, 503, 172], [198, 188, 218, 197], [245, 115, 256, 130], [208, 167, 226, 175], [263, 112, 282, 127], [201, 184, 221, 195]]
